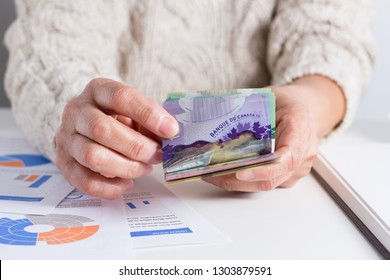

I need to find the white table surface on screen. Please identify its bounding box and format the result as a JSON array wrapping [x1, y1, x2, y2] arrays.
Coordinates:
[[0, 108, 382, 259]]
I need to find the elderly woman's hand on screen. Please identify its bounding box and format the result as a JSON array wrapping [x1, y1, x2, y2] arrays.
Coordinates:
[[55, 78, 179, 199], [204, 75, 345, 191]]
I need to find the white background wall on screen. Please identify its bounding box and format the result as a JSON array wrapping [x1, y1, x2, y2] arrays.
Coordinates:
[[0, 0, 389, 117], [356, 0, 390, 119]]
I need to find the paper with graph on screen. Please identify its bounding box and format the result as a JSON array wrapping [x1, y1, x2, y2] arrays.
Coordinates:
[[125, 176, 231, 248], [0, 189, 134, 259], [0, 131, 74, 215]]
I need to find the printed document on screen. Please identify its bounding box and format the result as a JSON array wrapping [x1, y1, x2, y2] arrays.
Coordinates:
[[0, 189, 134, 259], [0, 131, 74, 215], [125, 176, 231, 248]]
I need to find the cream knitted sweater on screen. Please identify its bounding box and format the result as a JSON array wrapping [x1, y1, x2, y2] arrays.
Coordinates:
[[4, 0, 375, 161]]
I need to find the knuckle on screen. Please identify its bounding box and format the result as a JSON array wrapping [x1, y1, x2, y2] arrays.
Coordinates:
[[124, 161, 145, 178], [82, 179, 103, 197], [83, 145, 106, 169], [86, 78, 101, 92], [90, 116, 112, 140], [62, 99, 79, 120], [125, 138, 145, 160], [89, 77, 101, 85], [83, 79, 99, 98], [137, 104, 155, 124], [110, 86, 131, 107]]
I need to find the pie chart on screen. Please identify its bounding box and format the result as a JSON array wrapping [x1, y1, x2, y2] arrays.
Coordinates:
[[0, 154, 50, 168], [0, 214, 99, 246]]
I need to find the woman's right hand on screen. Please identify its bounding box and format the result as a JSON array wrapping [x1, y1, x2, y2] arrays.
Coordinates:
[[55, 78, 179, 199]]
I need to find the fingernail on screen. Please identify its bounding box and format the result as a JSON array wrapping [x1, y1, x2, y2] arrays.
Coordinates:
[[159, 116, 179, 138], [236, 170, 255, 181]]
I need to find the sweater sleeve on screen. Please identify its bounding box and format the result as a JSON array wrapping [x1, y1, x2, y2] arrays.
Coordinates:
[[267, 0, 376, 134], [4, 0, 129, 161]]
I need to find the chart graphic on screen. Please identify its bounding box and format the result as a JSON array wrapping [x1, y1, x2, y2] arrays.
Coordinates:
[[64, 190, 84, 200], [127, 200, 151, 209], [0, 154, 50, 168], [0, 214, 99, 246], [14, 174, 52, 188]]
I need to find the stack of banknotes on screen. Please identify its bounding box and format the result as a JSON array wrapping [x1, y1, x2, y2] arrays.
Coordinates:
[[162, 88, 279, 183]]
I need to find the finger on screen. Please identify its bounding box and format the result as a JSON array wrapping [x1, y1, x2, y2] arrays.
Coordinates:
[[74, 104, 162, 164], [204, 171, 292, 192], [69, 133, 153, 179], [137, 124, 163, 143], [116, 115, 136, 128], [57, 156, 133, 200], [235, 146, 293, 182], [87, 79, 179, 138]]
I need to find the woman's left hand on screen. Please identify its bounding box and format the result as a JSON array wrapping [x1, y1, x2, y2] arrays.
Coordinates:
[[204, 75, 345, 191]]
